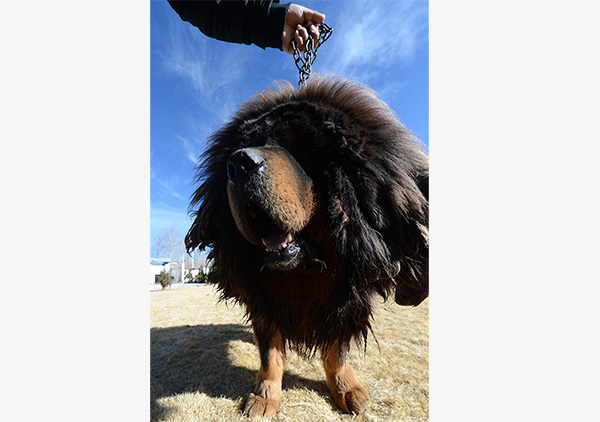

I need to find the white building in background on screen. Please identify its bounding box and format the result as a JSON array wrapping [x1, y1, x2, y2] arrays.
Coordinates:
[[150, 255, 212, 286], [150, 258, 171, 285], [171, 262, 211, 284], [169, 261, 185, 284]]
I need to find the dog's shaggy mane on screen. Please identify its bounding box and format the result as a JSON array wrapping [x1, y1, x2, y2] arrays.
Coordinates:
[[185, 76, 428, 355]]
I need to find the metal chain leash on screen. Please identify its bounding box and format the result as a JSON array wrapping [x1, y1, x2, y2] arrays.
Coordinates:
[[291, 23, 332, 87]]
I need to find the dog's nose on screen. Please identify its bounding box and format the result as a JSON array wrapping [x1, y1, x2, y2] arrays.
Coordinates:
[[227, 148, 265, 184]]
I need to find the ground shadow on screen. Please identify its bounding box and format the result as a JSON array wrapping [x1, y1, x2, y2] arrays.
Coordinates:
[[151, 324, 328, 421]]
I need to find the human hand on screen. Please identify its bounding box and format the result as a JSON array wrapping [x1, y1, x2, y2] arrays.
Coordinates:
[[282, 4, 326, 54]]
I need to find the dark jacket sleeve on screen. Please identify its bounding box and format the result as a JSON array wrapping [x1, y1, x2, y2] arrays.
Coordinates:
[[168, 0, 290, 50]]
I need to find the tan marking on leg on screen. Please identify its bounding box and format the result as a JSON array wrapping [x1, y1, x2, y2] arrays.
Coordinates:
[[321, 343, 370, 414], [244, 331, 285, 418]]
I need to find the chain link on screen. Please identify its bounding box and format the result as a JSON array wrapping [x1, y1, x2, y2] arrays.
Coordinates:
[[291, 23, 332, 88]]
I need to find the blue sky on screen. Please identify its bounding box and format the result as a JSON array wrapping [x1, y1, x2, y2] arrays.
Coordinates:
[[150, 0, 429, 245]]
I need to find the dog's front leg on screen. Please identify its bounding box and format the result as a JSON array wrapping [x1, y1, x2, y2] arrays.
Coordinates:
[[243, 323, 285, 418], [321, 342, 370, 414]]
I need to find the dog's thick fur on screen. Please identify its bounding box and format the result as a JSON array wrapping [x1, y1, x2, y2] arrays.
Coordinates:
[[185, 76, 428, 416]]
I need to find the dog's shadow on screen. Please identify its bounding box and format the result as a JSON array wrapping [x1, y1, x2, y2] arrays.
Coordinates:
[[151, 324, 328, 420]]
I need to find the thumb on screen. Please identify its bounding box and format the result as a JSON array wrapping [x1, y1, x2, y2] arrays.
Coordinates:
[[303, 9, 326, 24]]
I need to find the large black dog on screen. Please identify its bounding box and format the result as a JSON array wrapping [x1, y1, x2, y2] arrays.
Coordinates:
[[185, 76, 428, 417]]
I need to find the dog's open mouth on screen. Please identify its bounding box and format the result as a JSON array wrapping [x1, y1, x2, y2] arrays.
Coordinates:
[[261, 231, 293, 251], [246, 202, 305, 271], [263, 237, 301, 265]]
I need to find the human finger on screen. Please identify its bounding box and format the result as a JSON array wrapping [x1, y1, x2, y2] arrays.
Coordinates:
[[282, 23, 294, 53], [297, 24, 310, 49], [307, 20, 320, 44], [302, 8, 325, 25], [294, 28, 304, 52]]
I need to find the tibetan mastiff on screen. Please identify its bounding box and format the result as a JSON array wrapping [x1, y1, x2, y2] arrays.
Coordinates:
[[185, 76, 428, 417]]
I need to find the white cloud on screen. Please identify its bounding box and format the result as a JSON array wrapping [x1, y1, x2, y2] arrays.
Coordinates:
[[175, 134, 203, 166], [318, 0, 428, 82], [153, 8, 258, 171], [150, 201, 193, 238], [151, 170, 186, 201], [156, 9, 250, 115]]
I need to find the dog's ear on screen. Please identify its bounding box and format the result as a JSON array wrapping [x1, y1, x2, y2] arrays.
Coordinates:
[[362, 168, 426, 307], [185, 160, 231, 255], [393, 172, 428, 306], [394, 240, 428, 307], [185, 202, 212, 254], [185, 125, 240, 256], [185, 167, 235, 255], [325, 143, 428, 307], [326, 165, 428, 307], [391, 221, 428, 306]]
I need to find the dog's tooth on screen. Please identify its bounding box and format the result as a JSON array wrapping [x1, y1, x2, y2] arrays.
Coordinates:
[[286, 233, 293, 243], [261, 238, 267, 247]]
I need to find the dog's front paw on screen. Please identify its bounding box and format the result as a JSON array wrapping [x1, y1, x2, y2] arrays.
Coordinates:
[[243, 392, 281, 418], [329, 384, 370, 414], [342, 385, 370, 414]]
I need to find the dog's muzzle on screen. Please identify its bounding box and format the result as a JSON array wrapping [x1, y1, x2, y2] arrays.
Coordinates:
[[226, 147, 316, 271]]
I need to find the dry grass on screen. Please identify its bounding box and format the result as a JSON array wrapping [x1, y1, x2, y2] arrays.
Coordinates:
[[151, 285, 428, 421]]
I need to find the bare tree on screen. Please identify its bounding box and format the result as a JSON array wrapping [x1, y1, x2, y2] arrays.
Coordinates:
[[188, 249, 209, 269], [151, 223, 184, 260]]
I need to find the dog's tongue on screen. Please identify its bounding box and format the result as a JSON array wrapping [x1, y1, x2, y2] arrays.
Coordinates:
[[262, 232, 289, 250]]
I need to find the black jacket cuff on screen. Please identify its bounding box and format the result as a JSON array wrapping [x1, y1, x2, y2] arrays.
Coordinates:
[[263, 2, 290, 50]]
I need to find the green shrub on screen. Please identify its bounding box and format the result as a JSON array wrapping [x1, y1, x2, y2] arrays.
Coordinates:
[[158, 271, 171, 290], [194, 271, 208, 284]]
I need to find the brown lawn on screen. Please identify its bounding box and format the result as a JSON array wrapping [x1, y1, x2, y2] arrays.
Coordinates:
[[151, 285, 428, 421]]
